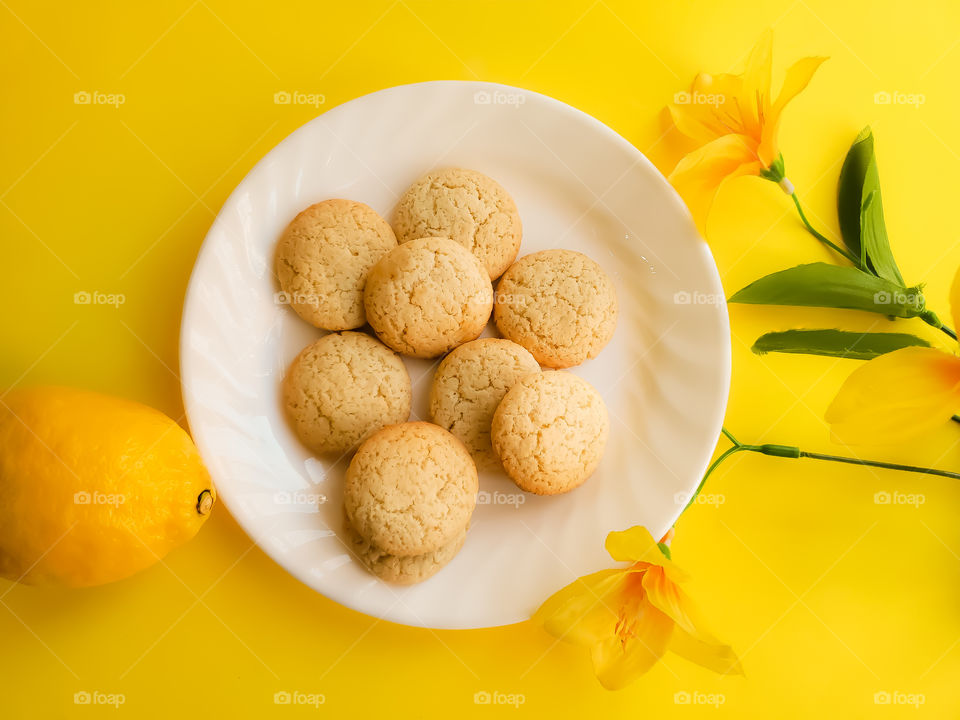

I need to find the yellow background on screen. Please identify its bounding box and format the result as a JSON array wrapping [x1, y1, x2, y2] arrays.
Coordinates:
[[3, 0, 960, 716]]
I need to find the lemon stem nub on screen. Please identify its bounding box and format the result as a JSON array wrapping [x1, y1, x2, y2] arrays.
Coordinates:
[[196, 490, 214, 516]]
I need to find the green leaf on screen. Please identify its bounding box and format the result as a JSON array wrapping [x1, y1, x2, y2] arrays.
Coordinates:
[[728, 262, 925, 318], [836, 127, 904, 283], [837, 128, 871, 263], [751, 329, 931, 360], [860, 189, 902, 284]]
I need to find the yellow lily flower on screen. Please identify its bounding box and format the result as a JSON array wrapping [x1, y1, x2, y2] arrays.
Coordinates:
[[667, 31, 827, 229], [534, 526, 742, 690], [826, 266, 960, 444]]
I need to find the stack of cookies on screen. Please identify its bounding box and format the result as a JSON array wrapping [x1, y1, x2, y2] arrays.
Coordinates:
[[342, 422, 477, 584], [276, 167, 617, 585]]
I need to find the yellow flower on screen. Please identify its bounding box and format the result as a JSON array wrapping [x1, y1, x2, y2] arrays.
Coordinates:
[[667, 31, 827, 229], [534, 526, 742, 690], [826, 266, 960, 444]]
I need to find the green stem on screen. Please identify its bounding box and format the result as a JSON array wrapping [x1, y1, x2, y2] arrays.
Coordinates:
[[798, 451, 960, 479], [936, 322, 957, 342], [790, 192, 862, 266], [685, 426, 960, 511], [683, 444, 746, 513]]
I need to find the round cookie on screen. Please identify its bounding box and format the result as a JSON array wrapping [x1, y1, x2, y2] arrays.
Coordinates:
[[276, 199, 397, 330], [429, 338, 540, 470], [393, 168, 522, 280], [491, 371, 609, 495], [494, 249, 618, 368], [343, 512, 467, 585], [282, 332, 411, 455], [364, 237, 493, 358], [344, 422, 478, 556]]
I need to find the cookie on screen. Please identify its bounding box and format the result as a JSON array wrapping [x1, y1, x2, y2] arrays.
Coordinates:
[[343, 512, 467, 585], [276, 199, 397, 330], [491, 371, 609, 495], [393, 168, 522, 280], [428, 338, 540, 470], [363, 237, 493, 358], [344, 422, 478, 556], [494, 249, 618, 368], [282, 332, 411, 455]]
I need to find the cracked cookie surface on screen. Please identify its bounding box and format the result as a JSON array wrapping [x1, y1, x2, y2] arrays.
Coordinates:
[[429, 338, 540, 470], [393, 168, 522, 280], [491, 371, 609, 495], [363, 237, 493, 358], [343, 511, 467, 585], [276, 199, 397, 330], [344, 422, 478, 556], [494, 249, 617, 368], [282, 331, 411, 455]]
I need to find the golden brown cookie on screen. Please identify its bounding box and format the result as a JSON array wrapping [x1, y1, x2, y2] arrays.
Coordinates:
[[343, 512, 467, 585], [344, 422, 478, 556], [428, 338, 540, 470], [363, 237, 493, 358], [494, 249, 618, 368], [276, 199, 397, 330], [282, 332, 411, 455], [393, 168, 522, 280], [491, 371, 609, 495]]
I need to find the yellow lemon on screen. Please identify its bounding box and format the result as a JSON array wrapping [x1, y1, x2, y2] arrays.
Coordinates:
[[0, 386, 216, 587]]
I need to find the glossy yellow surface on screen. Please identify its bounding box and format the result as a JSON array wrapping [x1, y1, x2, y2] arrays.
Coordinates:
[[3, 1, 959, 716], [0, 386, 214, 587]]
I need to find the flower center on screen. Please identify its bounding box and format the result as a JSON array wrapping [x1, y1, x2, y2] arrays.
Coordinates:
[[615, 570, 648, 647]]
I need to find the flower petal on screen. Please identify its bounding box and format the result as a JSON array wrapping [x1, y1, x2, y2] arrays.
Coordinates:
[[740, 30, 773, 139], [670, 625, 744, 675], [643, 567, 743, 674], [668, 134, 762, 231], [592, 596, 674, 690], [825, 347, 960, 444], [758, 55, 827, 166], [605, 526, 659, 562], [535, 569, 626, 647], [772, 56, 828, 115], [642, 566, 697, 632], [669, 73, 747, 144], [949, 264, 960, 333]]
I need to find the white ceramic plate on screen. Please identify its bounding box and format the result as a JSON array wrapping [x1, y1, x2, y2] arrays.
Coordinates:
[[180, 81, 730, 629]]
